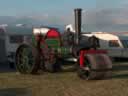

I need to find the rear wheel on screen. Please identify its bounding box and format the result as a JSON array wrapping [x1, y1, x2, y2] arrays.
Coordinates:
[[15, 44, 40, 74]]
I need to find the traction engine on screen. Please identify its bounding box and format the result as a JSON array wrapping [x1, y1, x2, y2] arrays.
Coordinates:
[[15, 8, 112, 80]]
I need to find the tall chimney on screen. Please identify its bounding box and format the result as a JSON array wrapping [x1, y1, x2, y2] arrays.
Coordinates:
[[74, 8, 82, 45]]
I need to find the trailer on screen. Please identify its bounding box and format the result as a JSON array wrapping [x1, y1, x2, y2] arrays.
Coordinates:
[[15, 9, 112, 80], [81, 32, 128, 59]]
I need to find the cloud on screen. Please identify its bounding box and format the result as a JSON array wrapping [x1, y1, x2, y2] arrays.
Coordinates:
[[119, 0, 128, 8], [26, 12, 74, 25], [2, 5, 128, 32], [95, 8, 128, 25], [24, 7, 128, 32], [81, 7, 128, 32], [113, 19, 126, 24]]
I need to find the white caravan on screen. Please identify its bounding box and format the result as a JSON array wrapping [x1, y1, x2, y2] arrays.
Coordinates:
[[66, 24, 128, 58], [82, 32, 128, 58]]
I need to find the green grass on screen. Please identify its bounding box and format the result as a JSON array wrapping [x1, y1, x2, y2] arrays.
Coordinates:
[[0, 62, 128, 96]]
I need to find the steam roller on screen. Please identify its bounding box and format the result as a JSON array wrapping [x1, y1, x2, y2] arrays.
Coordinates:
[[15, 8, 112, 80]]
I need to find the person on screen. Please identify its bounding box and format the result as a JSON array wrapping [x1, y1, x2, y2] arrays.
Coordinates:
[[67, 28, 74, 45], [62, 28, 74, 46], [88, 35, 99, 49]]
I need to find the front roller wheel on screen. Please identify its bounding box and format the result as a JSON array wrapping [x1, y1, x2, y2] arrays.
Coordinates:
[[77, 54, 112, 80], [15, 44, 40, 74]]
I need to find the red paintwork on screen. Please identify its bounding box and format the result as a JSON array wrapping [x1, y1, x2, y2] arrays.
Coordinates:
[[35, 28, 61, 40], [35, 28, 62, 45], [34, 28, 62, 56], [46, 29, 61, 38], [45, 29, 62, 46], [79, 49, 107, 68]]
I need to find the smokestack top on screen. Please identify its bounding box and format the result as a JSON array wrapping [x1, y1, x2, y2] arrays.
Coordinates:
[[74, 8, 82, 11]]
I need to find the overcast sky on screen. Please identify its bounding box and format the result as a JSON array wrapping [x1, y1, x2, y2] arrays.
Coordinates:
[[0, 0, 128, 31], [0, 0, 125, 15]]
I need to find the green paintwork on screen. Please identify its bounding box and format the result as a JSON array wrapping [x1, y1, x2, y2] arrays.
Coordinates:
[[45, 38, 71, 56], [45, 38, 60, 48], [32, 35, 37, 47], [31, 35, 71, 57], [57, 47, 71, 56], [84, 59, 91, 68]]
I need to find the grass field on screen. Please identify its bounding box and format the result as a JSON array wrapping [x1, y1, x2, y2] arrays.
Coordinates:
[[0, 62, 128, 96]]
